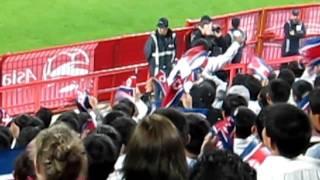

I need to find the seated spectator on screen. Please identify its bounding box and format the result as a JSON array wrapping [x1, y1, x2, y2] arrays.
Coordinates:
[[232, 74, 262, 114], [106, 116, 137, 178], [257, 86, 269, 109], [114, 99, 137, 118], [32, 124, 87, 180], [278, 69, 296, 87], [14, 151, 36, 180], [84, 133, 118, 180], [233, 107, 270, 169], [306, 89, 320, 159], [15, 126, 41, 148], [292, 80, 313, 108], [55, 111, 81, 133], [108, 116, 137, 149], [258, 104, 320, 180], [189, 80, 223, 125], [0, 127, 12, 150], [213, 94, 248, 150], [102, 110, 128, 125], [122, 114, 187, 180], [266, 79, 291, 105], [95, 125, 122, 154], [35, 107, 53, 128], [185, 113, 210, 169], [190, 150, 256, 180]]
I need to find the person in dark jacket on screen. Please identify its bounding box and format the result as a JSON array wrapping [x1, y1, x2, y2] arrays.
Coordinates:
[[189, 16, 224, 57], [282, 9, 306, 57], [144, 17, 177, 77], [223, 17, 246, 63]]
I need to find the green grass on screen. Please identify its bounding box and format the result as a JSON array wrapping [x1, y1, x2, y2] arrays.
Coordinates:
[[0, 0, 316, 54]]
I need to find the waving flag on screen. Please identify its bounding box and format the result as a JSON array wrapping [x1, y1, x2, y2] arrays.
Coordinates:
[[168, 46, 209, 84], [153, 70, 169, 96], [113, 75, 137, 103], [300, 37, 320, 63], [161, 75, 184, 108], [0, 109, 12, 127], [297, 95, 310, 113], [248, 56, 273, 80], [213, 116, 235, 150]]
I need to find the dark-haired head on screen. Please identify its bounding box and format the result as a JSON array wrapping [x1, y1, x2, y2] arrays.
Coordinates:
[[185, 113, 210, 156], [267, 79, 291, 104], [36, 107, 53, 128], [95, 124, 122, 153], [231, 17, 241, 29], [14, 151, 36, 180], [292, 80, 313, 103], [0, 127, 13, 150], [102, 110, 128, 125], [55, 111, 80, 133], [0, 126, 12, 150], [123, 114, 187, 180], [232, 74, 262, 101], [222, 94, 248, 117], [234, 107, 257, 139], [108, 116, 137, 147], [84, 133, 118, 180], [190, 150, 256, 180], [308, 89, 320, 132], [154, 108, 189, 145], [117, 99, 137, 117], [278, 68, 295, 87], [263, 104, 311, 158], [16, 126, 41, 148], [190, 80, 216, 109]]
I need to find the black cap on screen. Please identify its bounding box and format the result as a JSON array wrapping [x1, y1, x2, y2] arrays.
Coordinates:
[[292, 9, 300, 16], [157, 17, 169, 28], [200, 15, 212, 24]]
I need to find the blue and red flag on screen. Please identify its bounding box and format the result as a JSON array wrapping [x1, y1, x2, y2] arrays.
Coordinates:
[[153, 70, 169, 96], [300, 37, 320, 64], [113, 75, 137, 103], [247, 56, 273, 80], [161, 75, 184, 108]]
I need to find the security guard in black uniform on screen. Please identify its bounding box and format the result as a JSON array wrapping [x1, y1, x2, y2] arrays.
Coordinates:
[[282, 9, 306, 57], [144, 17, 177, 77]]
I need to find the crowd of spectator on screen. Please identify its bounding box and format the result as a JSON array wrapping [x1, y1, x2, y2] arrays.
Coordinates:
[[0, 9, 319, 180]]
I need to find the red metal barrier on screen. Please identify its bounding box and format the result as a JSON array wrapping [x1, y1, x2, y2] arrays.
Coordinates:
[[0, 55, 300, 116]]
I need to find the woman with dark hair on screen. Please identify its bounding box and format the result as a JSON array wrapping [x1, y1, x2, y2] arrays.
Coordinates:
[[122, 114, 188, 180]]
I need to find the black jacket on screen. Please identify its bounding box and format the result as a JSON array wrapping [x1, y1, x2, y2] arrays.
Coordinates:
[[190, 29, 224, 57], [282, 20, 306, 57], [144, 29, 177, 76]]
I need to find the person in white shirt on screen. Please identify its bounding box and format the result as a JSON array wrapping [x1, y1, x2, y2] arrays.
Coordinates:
[[258, 104, 320, 180], [232, 107, 270, 170]]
